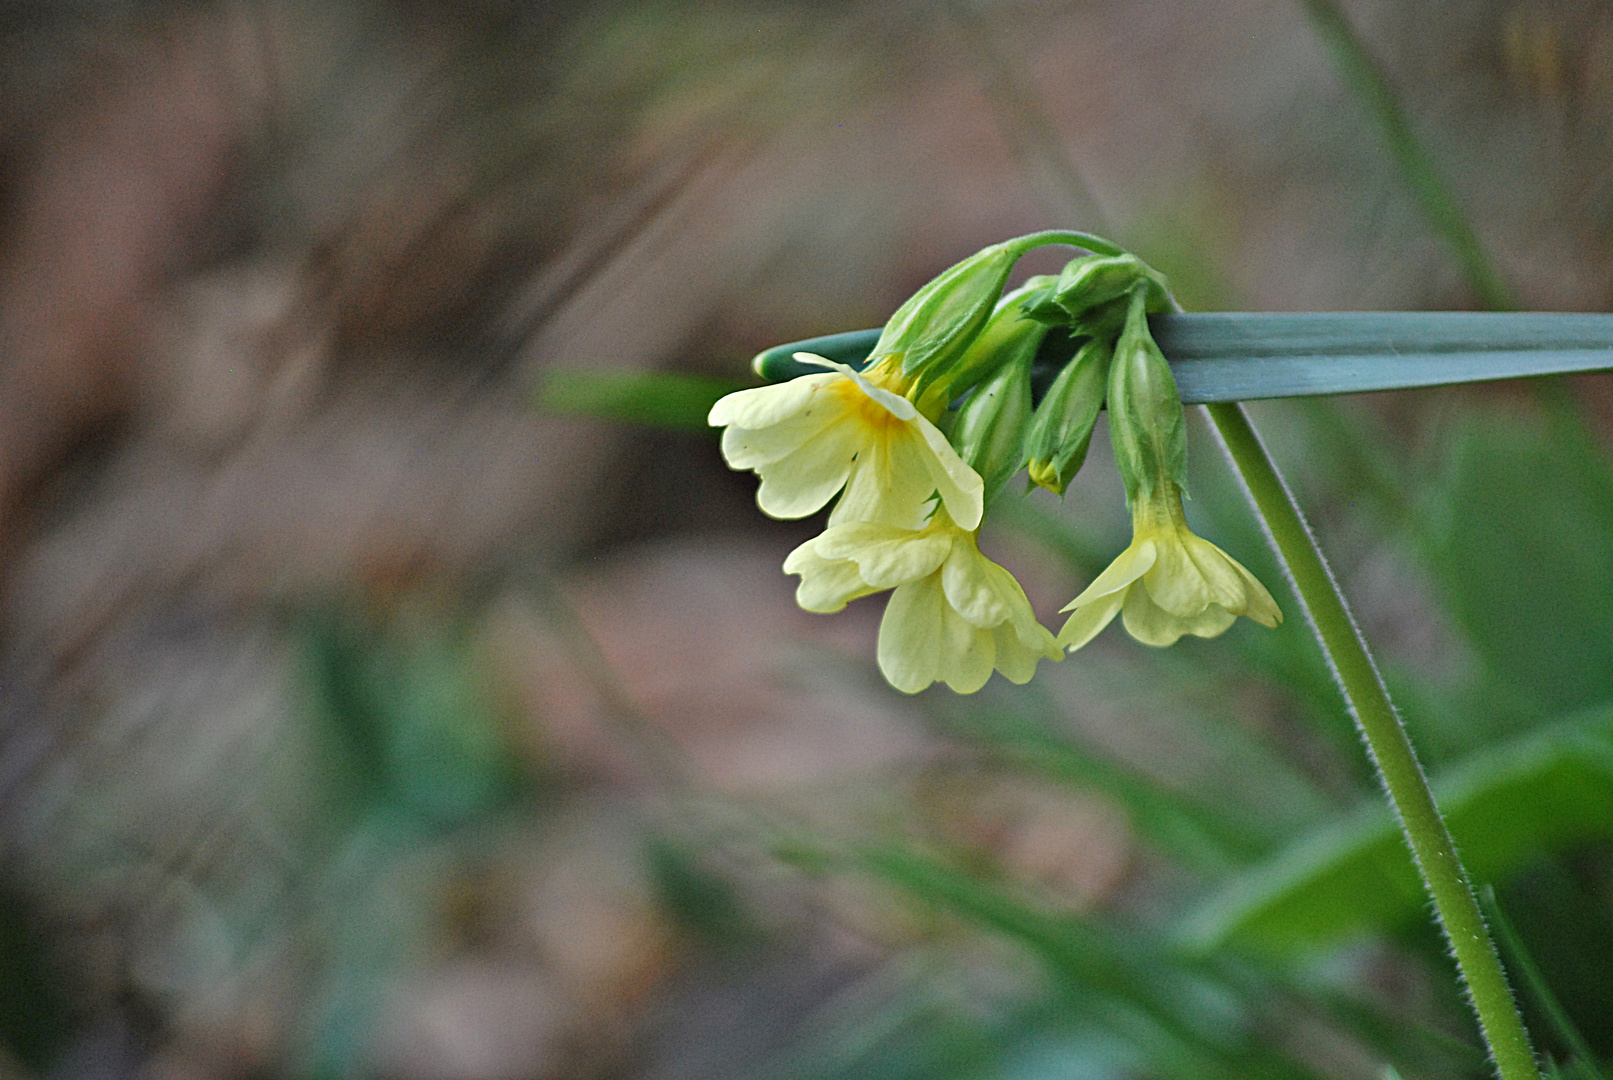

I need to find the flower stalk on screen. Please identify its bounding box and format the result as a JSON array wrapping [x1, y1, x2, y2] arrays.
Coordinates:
[[1205, 401, 1540, 1080]]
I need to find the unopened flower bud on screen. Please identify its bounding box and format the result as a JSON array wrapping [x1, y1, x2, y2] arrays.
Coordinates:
[[915, 276, 1057, 412], [1024, 337, 1111, 496], [1053, 253, 1172, 323], [948, 309, 1041, 506], [867, 242, 1019, 400]]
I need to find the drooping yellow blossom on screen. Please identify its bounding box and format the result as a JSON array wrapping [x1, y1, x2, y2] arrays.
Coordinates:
[[784, 508, 1060, 694], [1057, 484, 1281, 650], [709, 354, 984, 530]]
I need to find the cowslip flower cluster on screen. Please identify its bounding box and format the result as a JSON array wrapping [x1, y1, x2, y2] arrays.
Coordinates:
[[710, 233, 1280, 694]]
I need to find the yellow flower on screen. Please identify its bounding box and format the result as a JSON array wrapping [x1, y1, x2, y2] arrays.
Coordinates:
[[784, 509, 1060, 694], [1057, 485, 1281, 649], [709, 354, 984, 530]]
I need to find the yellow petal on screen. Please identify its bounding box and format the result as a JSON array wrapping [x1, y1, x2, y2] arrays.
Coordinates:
[[793, 353, 919, 420], [993, 620, 1055, 684], [1056, 587, 1127, 650], [783, 539, 878, 613], [708, 372, 836, 429], [1178, 532, 1259, 612], [940, 543, 1016, 629], [1059, 538, 1157, 612], [1121, 586, 1235, 646], [937, 602, 996, 694], [1014, 610, 1063, 658], [754, 422, 862, 518], [1141, 530, 1217, 617], [878, 575, 947, 693], [812, 520, 911, 556], [719, 411, 832, 470], [1231, 558, 1283, 627], [912, 414, 986, 530], [830, 418, 945, 530], [815, 522, 953, 589]]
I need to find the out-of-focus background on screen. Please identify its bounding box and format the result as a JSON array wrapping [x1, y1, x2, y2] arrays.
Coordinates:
[[4, 2, 1613, 1078]]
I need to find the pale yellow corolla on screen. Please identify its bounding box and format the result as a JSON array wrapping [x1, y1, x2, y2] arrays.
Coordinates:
[[708, 355, 983, 530], [784, 508, 1060, 694], [1058, 484, 1281, 650]]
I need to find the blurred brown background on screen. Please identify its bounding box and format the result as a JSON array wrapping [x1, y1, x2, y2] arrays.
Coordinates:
[[2, 2, 1612, 1078]]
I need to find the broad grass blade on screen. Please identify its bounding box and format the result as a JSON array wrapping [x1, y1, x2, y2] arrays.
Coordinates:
[[754, 313, 1613, 403]]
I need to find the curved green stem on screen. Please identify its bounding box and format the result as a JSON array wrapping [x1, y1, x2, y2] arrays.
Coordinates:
[[1204, 401, 1539, 1080], [1008, 229, 1126, 258]]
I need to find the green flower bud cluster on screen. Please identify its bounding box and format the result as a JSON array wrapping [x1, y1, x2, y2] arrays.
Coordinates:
[[936, 243, 1183, 505]]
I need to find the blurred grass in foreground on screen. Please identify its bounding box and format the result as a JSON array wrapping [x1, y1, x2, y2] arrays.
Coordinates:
[[521, 361, 1613, 1079]]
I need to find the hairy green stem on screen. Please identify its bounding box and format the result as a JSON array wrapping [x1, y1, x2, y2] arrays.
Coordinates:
[[1296, 0, 1516, 311], [1205, 401, 1539, 1080]]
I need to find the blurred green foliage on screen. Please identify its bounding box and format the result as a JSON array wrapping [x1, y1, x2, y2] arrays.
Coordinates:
[[0, 889, 74, 1072], [537, 370, 747, 432], [291, 604, 537, 1079], [534, 357, 1613, 1079]]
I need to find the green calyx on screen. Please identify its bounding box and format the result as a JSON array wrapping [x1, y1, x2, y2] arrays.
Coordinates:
[[1024, 336, 1112, 496], [1107, 289, 1188, 505], [867, 232, 1128, 405], [946, 296, 1045, 506], [916, 277, 1056, 413]]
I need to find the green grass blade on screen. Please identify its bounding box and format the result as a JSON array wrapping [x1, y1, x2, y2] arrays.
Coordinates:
[[840, 842, 1325, 1080], [1482, 886, 1610, 1080], [1159, 312, 1613, 401], [541, 311, 1613, 431], [934, 701, 1275, 872], [1295, 0, 1516, 310], [1177, 707, 1613, 954], [752, 329, 882, 381]]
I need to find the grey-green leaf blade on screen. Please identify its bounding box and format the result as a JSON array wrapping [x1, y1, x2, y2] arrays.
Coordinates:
[[753, 313, 1613, 403]]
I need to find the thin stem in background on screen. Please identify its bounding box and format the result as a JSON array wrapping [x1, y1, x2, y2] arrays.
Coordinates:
[[1204, 400, 1540, 1080], [1295, 0, 1518, 311], [944, 0, 1114, 236]]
